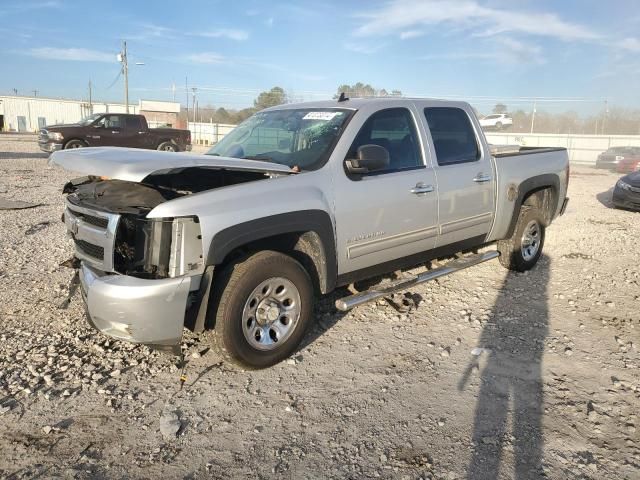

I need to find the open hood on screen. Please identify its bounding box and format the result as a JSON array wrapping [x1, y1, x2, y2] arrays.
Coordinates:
[[49, 147, 294, 182]]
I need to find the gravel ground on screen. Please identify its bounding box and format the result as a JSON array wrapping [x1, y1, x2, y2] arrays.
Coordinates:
[[0, 134, 638, 479]]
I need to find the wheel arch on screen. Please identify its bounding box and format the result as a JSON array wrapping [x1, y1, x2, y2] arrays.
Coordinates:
[[64, 138, 88, 148], [157, 139, 179, 150], [208, 210, 337, 295], [504, 174, 560, 238]]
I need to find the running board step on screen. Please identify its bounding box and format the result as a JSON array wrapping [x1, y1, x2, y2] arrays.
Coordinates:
[[335, 250, 500, 312]]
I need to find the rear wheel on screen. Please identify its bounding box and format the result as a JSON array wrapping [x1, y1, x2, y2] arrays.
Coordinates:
[[495, 121, 503, 130], [64, 139, 86, 149], [210, 251, 314, 368], [157, 141, 177, 152], [497, 206, 545, 272]]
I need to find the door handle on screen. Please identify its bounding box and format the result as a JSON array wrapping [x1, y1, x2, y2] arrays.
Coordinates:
[[410, 183, 434, 195], [111, 131, 120, 134], [473, 173, 492, 183]]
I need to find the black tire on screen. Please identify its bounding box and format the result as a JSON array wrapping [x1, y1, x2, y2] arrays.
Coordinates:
[[497, 206, 545, 272], [495, 121, 503, 130], [64, 139, 86, 149], [157, 141, 178, 152], [210, 251, 314, 368]]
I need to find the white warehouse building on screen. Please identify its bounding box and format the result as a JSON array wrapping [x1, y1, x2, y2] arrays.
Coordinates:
[[0, 95, 182, 132]]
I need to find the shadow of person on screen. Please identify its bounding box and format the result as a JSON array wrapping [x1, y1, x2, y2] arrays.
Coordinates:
[[459, 255, 551, 479]]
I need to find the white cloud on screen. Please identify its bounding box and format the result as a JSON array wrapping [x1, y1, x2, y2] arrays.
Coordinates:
[[617, 37, 640, 52], [198, 29, 249, 41], [26, 47, 114, 62], [124, 22, 175, 43], [422, 52, 496, 61], [422, 37, 545, 65], [495, 37, 545, 65], [354, 0, 600, 42], [344, 42, 385, 54], [400, 30, 423, 40], [185, 52, 226, 64]]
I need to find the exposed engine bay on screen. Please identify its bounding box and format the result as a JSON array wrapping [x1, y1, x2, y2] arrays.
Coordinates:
[[63, 167, 271, 279]]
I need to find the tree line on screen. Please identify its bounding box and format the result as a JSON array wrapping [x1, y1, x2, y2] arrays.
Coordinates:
[[484, 104, 640, 135], [181, 84, 640, 135], [180, 83, 403, 125]]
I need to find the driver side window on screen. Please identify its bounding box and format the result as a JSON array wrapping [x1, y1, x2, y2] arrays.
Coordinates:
[[95, 115, 123, 129], [348, 108, 422, 173]]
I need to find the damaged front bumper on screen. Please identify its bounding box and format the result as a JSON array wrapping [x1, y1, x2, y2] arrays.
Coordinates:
[[79, 262, 196, 353]]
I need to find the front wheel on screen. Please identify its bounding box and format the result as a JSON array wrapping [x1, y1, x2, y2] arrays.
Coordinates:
[[495, 121, 503, 130], [210, 251, 314, 368], [497, 206, 545, 272], [64, 139, 86, 149]]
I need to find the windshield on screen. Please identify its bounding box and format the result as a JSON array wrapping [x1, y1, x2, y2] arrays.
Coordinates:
[[78, 113, 102, 126], [207, 108, 353, 171]]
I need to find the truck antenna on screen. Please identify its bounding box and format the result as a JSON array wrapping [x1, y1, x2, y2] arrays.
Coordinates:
[[338, 92, 349, 102]]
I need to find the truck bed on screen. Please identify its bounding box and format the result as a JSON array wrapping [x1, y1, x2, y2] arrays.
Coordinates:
[[487, 146, 569, 243], [491, 145, 567, 157]]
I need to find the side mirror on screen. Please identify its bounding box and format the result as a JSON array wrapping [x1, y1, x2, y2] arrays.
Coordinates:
[[345, 144, 390, 174]]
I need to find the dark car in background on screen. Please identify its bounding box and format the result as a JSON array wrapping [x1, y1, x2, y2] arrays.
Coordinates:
[[612, 171, 640, 211], [38, 113, 191, 153], [595, 146, 640, 171]]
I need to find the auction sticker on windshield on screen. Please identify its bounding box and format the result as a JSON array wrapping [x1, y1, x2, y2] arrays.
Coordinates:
[[303, 112, 341, 121]]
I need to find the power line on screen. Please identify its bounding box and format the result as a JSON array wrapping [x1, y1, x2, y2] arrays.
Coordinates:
[[105, 68, 123, 90]]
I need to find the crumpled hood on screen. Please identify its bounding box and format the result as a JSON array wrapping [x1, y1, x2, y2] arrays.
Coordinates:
[[49, 147, 294, 182]]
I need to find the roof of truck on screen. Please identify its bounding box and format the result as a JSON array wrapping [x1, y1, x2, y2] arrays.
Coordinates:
[[265, 97, 472, 111]]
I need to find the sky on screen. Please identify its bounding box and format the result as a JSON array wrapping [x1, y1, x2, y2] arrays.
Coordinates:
[[1, 0, 639, 115]]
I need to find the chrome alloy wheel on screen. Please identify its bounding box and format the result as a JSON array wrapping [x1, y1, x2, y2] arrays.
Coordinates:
[[242, 277, 301, 351], [521, 219, 541, 261]]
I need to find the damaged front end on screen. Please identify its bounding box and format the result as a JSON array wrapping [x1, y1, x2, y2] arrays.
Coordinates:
[[60, 167, 272, 352]]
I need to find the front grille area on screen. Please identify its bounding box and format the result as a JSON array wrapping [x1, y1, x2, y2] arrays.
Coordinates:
[[68, 208, 109, 228], [74, 239, 105, 260], [65, 197, 120, 271]]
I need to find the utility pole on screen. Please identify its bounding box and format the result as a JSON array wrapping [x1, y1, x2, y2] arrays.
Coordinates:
[[530, 101, 537, 134], [191, 87, 198, 143], [172, 82, 176, 102], [185, 77, 189, 120], [118, 40, 129, 113], [191, 87, 198, 123], [88, 79, 93, 113], [32, 90, 38, 97], [601, 100, 608, 135]]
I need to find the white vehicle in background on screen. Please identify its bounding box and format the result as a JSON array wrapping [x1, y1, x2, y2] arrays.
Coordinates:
[[480, 113, 513, 130]]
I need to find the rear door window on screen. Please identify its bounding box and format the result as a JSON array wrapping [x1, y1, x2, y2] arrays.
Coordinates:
[[348, 108, 422, 172], [424, 107, 480, 166], [125, 116, 143, 130]]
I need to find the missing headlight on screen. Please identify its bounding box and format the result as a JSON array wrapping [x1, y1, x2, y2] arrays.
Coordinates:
[[114, 215, 203, 279]]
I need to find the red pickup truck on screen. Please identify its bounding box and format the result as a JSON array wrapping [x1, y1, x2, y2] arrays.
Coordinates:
[[38, 113, 191, 153]]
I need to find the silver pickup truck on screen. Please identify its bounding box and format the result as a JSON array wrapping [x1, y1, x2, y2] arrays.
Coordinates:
[[51, 98, 569, 368]]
